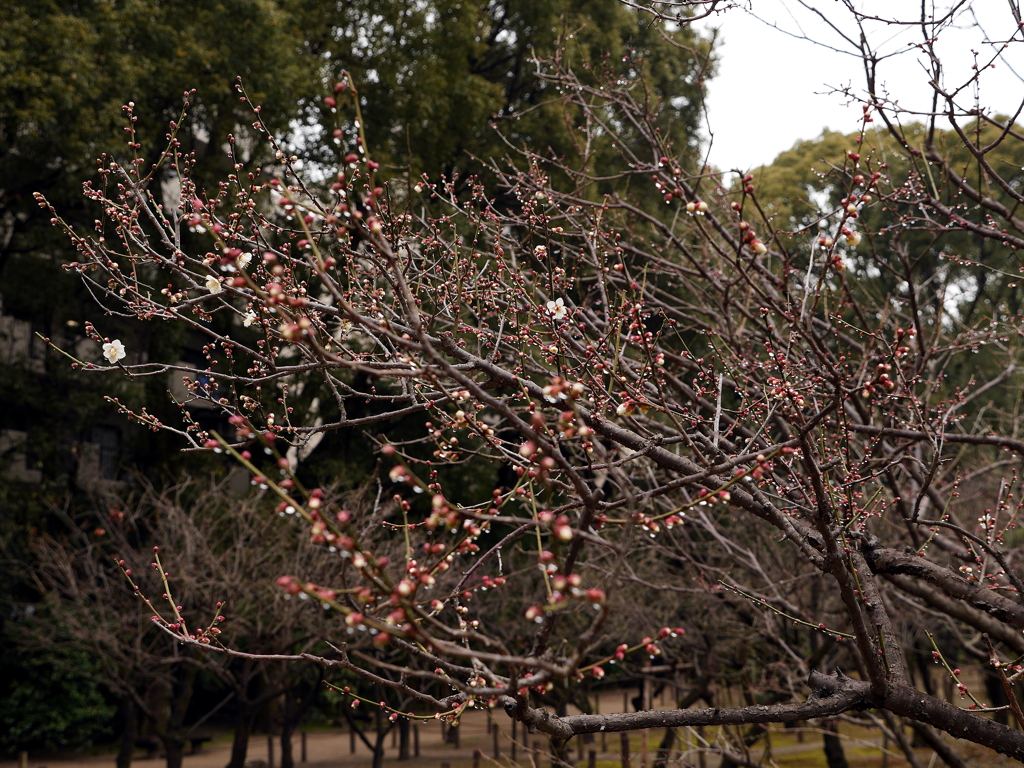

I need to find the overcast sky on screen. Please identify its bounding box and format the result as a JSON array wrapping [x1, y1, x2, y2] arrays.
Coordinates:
[[696, 1, 1024, 172]]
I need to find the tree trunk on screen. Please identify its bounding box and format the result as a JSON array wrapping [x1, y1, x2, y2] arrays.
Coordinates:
[[718, 724, 765, 768], [445, 723, 460, 746], [163, 737, 185, 768], [372, 731, 387, 768], [280, 718, 295, 768], [371, 702, 388, 768], [226, 715, 252, 768], [821, 720, 849, 768], [117, 696, 137, 768], [398, 717, 410, 760], [914, 648, 935, 697], [279, 671, 322, 768]]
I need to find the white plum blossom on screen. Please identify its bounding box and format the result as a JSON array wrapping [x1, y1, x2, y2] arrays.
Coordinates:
[[102, 339, 126, 364], [844, 230, 862, 247], [546, 297, 568, 321], [243, 310, 258, 327], [205, 275, 222, 294], [238, 252, 253, 268]]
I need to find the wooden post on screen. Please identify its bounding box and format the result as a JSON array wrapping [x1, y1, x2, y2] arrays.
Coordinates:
[[577, 735, 583, 763], [268, 735, 275, 768], [511, 719, 517, 761], [641, 731, 648, 768], [414, 725, 420, 758], [881, 733, 889, 768], [623, 690, 629, 713], [19, 752, 28, 768], [487, 712, 492, 734], [452, 724, 460, 749], [493, 722, 501, 759], [696, 727, 705, 768], [442, 763, 450, 768], [620, 732, 630, 768], [301, 731, 307, 763], [474, 749, 482, 768], [602, 730, 607, 753], [350, 728, 357, 754], [588, 750, 597, 768]]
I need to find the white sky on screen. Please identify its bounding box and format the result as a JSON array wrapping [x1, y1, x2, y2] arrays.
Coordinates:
[[696, 1, 1024, 172]]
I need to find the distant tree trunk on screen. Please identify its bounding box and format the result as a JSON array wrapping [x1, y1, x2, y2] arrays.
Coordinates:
[[914, 648, 935, 696], [280, 718, 295, 768], [227, 714, 252, 768], [372, 725, 388, 768], [718, 725, 765, 768], [371, 698, 386, 768], [150, 667, 197, 768], [654, 727, 675, 768], [982, 669, 1010, 726], [117, 696, 137, 768], [280, 672, 322, 768], [822, 720, 849, 768], [445, 723, 460, 746], [163, 737, 185, 768], [398, 717, 410, 760]]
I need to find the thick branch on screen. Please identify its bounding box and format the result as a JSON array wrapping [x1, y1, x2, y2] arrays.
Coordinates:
[[505, 671, 1024, 761], [503, 671, 868, 741], [865, 545, 1024, 629], [883, 573, 1024, 654]]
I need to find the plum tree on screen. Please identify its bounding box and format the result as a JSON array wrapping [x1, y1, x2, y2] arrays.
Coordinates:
[[40, 2, 1024, 765]]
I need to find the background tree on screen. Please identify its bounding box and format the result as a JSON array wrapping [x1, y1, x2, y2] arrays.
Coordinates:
[[10, 478, 350, 768], [1, 3, 713, 756]]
